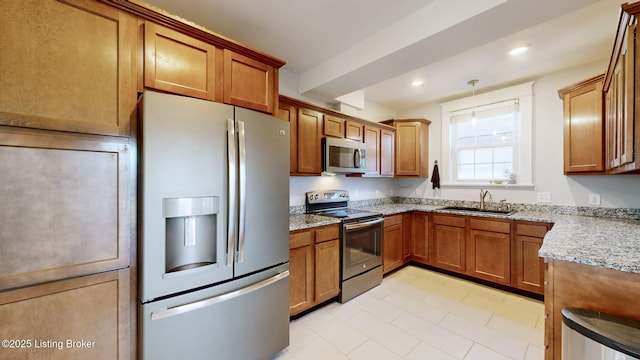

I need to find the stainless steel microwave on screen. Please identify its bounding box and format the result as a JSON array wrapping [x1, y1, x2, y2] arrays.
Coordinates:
[[322, 137, 366, 174]]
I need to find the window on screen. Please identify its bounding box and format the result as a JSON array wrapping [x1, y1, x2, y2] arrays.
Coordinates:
[[441, 82, 534, 186]]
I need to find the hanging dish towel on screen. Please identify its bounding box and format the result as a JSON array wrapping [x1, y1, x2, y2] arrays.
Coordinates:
[[431, 163, 440, 189]]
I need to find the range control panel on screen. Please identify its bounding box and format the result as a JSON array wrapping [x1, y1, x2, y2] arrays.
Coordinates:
[[305, 190, 349, 204]]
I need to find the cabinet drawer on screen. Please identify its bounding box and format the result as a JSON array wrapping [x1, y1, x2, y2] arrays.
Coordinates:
[[516, 222, 550, 238], [432, 214, 466, 227], [469, 218, 511, 233], [290, 231, 313, 249], [384, 214, 403, 227], [315, 225, 339, 243]]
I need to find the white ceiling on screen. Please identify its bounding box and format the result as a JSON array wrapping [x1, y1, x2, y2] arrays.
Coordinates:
[[143, 0, 622, 111]]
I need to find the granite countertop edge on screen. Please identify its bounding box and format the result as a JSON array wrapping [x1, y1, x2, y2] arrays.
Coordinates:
[[290, 203, 640, 275]]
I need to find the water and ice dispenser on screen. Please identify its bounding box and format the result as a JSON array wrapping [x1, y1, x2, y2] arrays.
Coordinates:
[[164, 197, 218, 273]]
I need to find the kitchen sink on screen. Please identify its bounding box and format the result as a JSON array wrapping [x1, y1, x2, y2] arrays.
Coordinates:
[[438, 206, 516, 216]]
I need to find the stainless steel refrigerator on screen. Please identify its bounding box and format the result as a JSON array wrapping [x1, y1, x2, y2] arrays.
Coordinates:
[[138, 90, 290, 360]]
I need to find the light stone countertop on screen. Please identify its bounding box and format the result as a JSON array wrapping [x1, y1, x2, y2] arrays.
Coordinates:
[[290, 203, 640, 275]]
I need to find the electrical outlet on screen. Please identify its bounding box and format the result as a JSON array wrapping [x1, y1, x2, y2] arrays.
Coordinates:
[[588, 193, 601, 206], [536, 192, 551, 203]]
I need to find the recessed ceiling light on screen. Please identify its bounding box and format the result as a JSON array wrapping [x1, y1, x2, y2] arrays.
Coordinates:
[[411, 80, 424, 87], [509, 45, 529, 56]]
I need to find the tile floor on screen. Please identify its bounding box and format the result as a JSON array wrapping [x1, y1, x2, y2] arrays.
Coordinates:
[[273, 265, 544, 360]]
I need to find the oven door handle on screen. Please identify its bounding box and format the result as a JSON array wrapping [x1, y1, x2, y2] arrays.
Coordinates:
[[343, 217, 384, 231]]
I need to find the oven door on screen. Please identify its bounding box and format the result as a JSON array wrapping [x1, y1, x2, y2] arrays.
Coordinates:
[[342, 217, 383, 280]]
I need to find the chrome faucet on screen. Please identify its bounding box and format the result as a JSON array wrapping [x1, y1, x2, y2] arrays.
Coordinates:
[[480, 189, 492, 210]]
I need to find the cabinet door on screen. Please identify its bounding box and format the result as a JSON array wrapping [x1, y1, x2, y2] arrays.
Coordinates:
[[467, 229, 511, 284], [323, 115, 345, 138], [364, 126, 381, 175], [0, 128, 130, 291], [144, 22, 221, 102], [562, 78, 604, 173], [296, 108, 322, 175], [289, 245, 313, 315], [383, 216, 403, 274], [223, 50, 275, 113], [402, 214, 414, 263], [395, 122, 421, 176], [0, 269, 130, 360], [410, 212, 428, 264], [315, 240, 340, 303], [380, 129, 395, 176], [345, 121, 364, 141], [431, 215, 466, 273], [515, 222, 549, 294], [0, 0, 137, 137]]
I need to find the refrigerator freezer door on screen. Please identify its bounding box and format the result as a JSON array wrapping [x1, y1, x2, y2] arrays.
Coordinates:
[[140, 264, 290, 360], [233, 107, 290, 277], [140, 91, 234, 302]]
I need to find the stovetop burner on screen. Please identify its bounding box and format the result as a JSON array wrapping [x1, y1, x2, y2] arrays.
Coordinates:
[[305, 190, 381, 221]]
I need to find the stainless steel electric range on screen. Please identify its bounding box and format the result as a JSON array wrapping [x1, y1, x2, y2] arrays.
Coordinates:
[[305, 190, 383, 303]]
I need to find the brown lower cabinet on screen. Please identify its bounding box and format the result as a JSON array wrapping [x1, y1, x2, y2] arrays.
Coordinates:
[[431, 214, 467, 273], [467, 218, 512, 285], [0, 269, 130, 360], [378, 211, 549, 295], [289, 224, 340, 316], [544, 259, 640, 359], [383, 215, 404, 273]]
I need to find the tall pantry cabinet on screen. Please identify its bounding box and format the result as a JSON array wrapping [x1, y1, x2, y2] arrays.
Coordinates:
[[0, 0, 285, 359], [0, 0, 136, 359]]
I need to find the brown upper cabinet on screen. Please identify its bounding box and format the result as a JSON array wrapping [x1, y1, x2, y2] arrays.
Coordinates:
[[345, 120, 364, 142], [0, 0, 137, 137], [323, 114, 345, 138], [380, 118, 431, 177], [278, 95, 394, 176], [558, 74, 605, 174], [223, 49, 277, 114], [562, 3, 640, 175], [603, 4, 639, 173], [144, 21, 223, 102]]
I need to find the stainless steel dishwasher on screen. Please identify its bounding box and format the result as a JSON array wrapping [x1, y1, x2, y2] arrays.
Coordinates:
[[562, 307, 640, 359]]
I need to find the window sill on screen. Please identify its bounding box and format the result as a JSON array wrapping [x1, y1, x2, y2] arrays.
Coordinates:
[[441, 183, 535, 189]]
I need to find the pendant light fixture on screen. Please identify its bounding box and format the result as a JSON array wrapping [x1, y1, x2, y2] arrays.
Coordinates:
[[468, 79, 479, 123]]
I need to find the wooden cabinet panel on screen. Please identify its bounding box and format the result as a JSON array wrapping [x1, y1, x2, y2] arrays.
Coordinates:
[[467, 229, 511, 284], [545, 260, 640, 359], [315, 240, 340, 303], [289, 224, 339, 315], [403, 214, 414, 262], [323, 115, 345, 138], [515, 222, 549, 294], [144, 21, 221, 102], [383, 215, 403, 273], [296, 108, 323, 175], [380, 129, 395, 176], [0, 128, 130, 291], [381, 119, 430, 177], [559, 75, 605, 173], [223, 50, 275, 113], [288, 245, 313, 315], [410, 212, 428, 264], [0, 0, 137, 137], [515, 235, 544, 293], [431, 222, 466, 273], [0, 269, 130, 360], [364, 126, 381, 175], [277, 102, 298, 174], [345, 121, 363, 141]]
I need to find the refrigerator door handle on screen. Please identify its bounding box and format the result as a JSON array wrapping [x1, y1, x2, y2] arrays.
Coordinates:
[[226, 118, 237, 266], [237, 120, 247, 263], [150, 270, 290, 320]]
